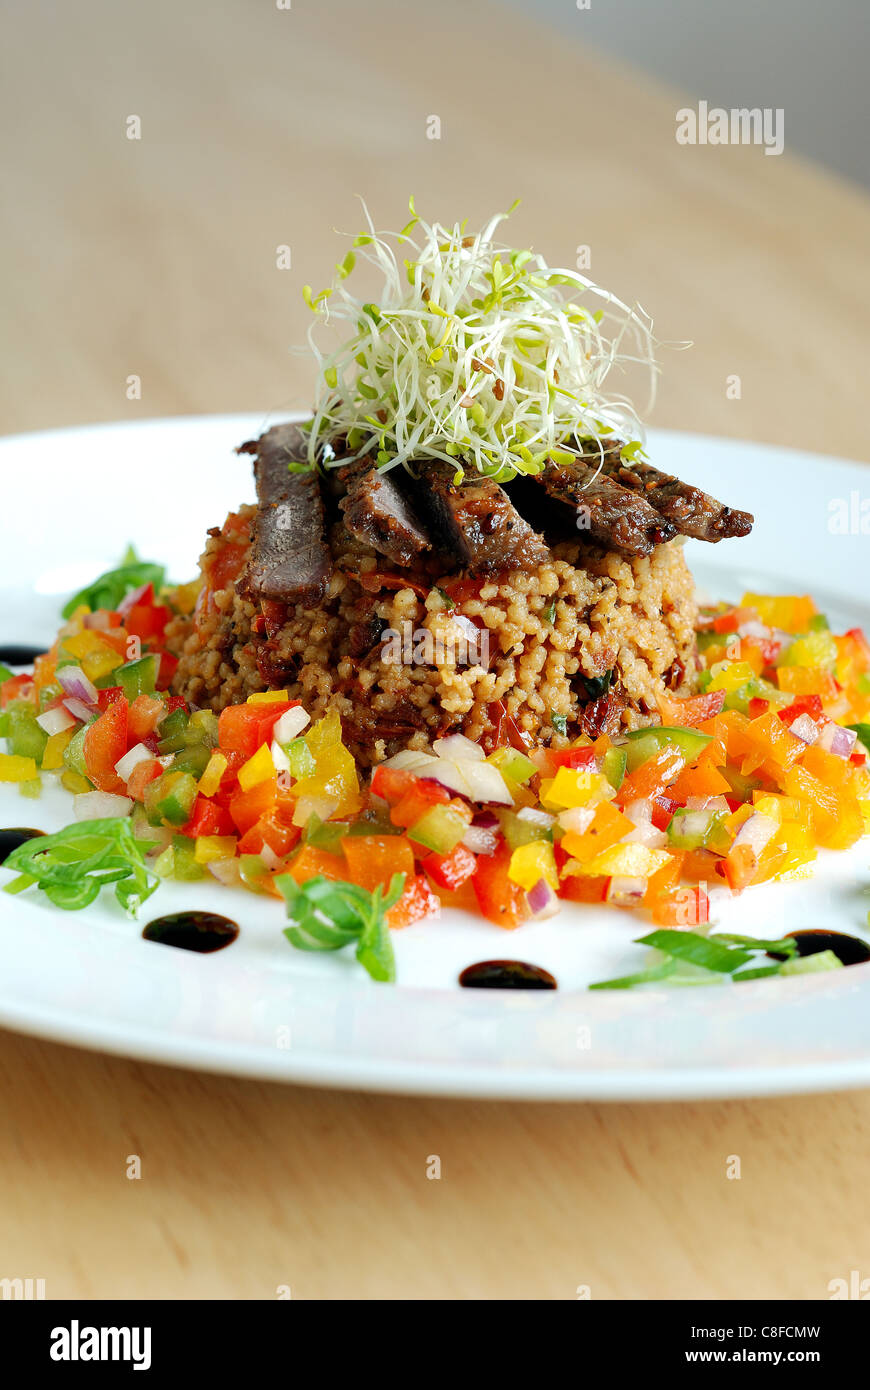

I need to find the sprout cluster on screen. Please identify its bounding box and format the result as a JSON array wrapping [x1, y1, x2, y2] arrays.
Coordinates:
[[303, 201, 659, 481]]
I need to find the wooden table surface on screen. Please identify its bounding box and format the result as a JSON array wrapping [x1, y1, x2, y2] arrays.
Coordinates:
[[2, 0, 869, 1300]]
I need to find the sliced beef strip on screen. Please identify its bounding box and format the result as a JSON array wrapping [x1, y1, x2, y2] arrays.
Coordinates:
[[597, 447, 754, 542], [335, 459, 433, 568], [236, 424, 332, 605], [530, 455, 677, 555], [410, 463, 551, 573]]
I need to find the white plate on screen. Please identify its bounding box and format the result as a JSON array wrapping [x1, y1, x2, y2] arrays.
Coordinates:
[[1, 415, 869, 1100]]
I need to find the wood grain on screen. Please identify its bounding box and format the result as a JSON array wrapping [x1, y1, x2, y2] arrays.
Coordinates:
[[1, 0, 869, 1300]]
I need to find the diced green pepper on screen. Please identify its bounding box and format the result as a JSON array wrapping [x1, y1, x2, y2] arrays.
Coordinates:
[[487, 747, 537, 785], [18, 778, 42, 800], [778, 629, 837, 671], [114, 654, 160, 700], [169, 743, 212, 778], [0, 663, 14, 685], [719, 763, 763, 803], [666, 808, 729, 853], [305, 815, 351, 851], [38, 682, 64, 713], [625, 726, 711, 773], [63, 722, 93, 779], [287, 737, 316, 780], [497, 808, 552, 851], [408, 804, 468, 854], [7, 707, 49, 765], [144, 769, 198, 827], [602, 745, 627, 791], [171, 835, 205, 882], [187, 709, 219, 747], [157, 707, 190, 754]]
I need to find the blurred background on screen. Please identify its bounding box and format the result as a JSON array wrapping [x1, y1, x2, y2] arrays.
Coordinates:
[[1, 0, 868, 459]]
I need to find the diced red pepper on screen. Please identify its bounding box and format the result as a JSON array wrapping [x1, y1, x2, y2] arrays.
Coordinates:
[[370, 764, 415, 805], [390, 779, 452, 829], [388, 873, 441, 929], [747, 698, 769, 719], [97, 686, 125, 713], [83, 696, 129, 793], [127, 693, 165, 739], [549, 745, 597, 771], [218, 700, 297, 758], [155, 650, 179, 691], [125, 603, 170, 643], [776, 694, 824, 725], [183, 795, 236, 839], [616, 746, 685, 807], [472, 841, 530, 929], [650, 793, 679, 831], [238, 814, 301, 859], [126, 758, 162, 802], [164, 694, 188, 717], [1, 673, 35, 708], [423, 842, 477, 892]]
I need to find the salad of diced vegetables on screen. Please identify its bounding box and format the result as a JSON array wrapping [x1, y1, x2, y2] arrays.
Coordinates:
[[2, 564, 870, 985]]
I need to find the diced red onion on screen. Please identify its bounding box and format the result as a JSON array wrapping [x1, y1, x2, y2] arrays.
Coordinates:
[[606, 875, 647, 906], [82, 610, 114, 631], [462, 825, 499, 855], [118, 582, 151, 619], [36, 706, 77, 736], [621, 820, 667, 849], [558, 805, 595, 834], [259, 843, 283, 871], [526, 877, 561, 919], [734, 812, 778, 857], [63, 697, 96, 724], [426, 758, 513, 805], [57, 665, 99, 705], [273, 706, 310, 743], [433, 732, 486, 762], [114, 742, 155, 781], [789, 713, 820, 745], [472, 809, 500, 829], [817, 721, 857, 758], [74, 791, 133, 820], [208, 858, 242, 887]]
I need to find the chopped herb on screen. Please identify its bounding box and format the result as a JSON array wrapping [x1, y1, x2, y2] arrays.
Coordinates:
[[2, 817, 159, 915], [581, 669, 613, 701], [542, 600, 556, 625], [550, 711, 568, 736], [435, 586, 456, 609], [276, 872, 406, 982], [589, 929, 802, 991], [62, 547, 166, 619]]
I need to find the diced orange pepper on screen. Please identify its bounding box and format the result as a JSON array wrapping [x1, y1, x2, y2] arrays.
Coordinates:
[[656, 689, 726, 729], [561, 801, 633, 862], [340, 834, 417, 894], [230, 779, 278, 835], [472, 842, 530, 928], [643, 852, 684, 906], [286, 844, 347, 884], [667, 751, 732, 803], [776, 667, 839, 700], [615, 746, 686, 806]]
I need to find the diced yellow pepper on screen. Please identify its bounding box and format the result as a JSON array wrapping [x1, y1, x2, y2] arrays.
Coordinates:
[[741, 593, 817, 634], [238, 743, 275, 791], [707, 660, 758, 694], [63, 630, 122, 682], [198, 751, 228, 798], [860, 799, 870, 831], [508, 840, 559, 891], [42, 727, 75, 771], [247, 690, 293, 705], [781, 630, 837, 672], [194, 835, 238, 864], [0, 754, 38, 783], [751, 792, 801, 822], [541, 767, 613, 810], [724, 803, 755, 834], [61, 770, 92, 795], [574, 843, 671, 879], [172, 579, 202, 616]]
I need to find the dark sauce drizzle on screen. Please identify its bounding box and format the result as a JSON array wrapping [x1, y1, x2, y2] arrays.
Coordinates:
[[0, 827, 46, 865], [142, 911, 240, 954], [0, 645, 45, 667], [768, 929, 870, 967], [459, 959, 557, 990]]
